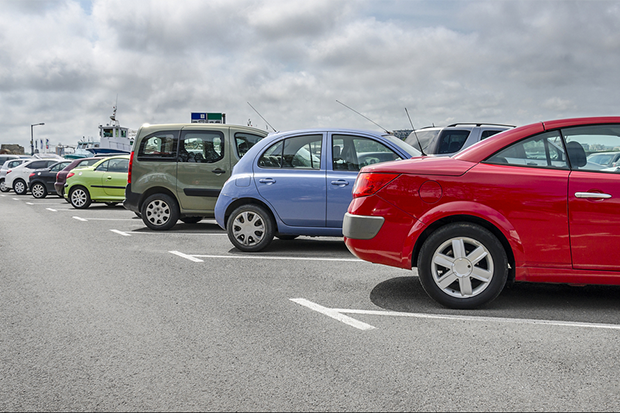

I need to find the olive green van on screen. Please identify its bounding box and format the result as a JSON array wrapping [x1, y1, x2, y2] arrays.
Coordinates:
[[124, 123, 268, 230]]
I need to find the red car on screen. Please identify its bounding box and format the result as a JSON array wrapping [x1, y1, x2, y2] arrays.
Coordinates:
[[54, 157, 101, 198], [344, 117, 620, 309]]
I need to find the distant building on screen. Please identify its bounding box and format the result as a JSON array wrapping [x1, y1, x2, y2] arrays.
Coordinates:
[[1, 144, 25, 154]]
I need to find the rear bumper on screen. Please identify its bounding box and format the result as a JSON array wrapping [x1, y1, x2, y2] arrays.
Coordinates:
[[123, 183, 140, 212]]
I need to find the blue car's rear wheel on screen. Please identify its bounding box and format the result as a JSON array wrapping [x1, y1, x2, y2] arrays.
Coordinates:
[[227, 204, 275, 252]]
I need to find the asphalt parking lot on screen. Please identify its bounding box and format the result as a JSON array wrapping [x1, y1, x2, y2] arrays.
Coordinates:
[[2, 193, 620, 411]]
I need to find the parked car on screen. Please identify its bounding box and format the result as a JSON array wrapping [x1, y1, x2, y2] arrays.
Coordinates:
[[28, 160, 72, 198], [124, 123, 269, 230], [64, 155, 130, 208], [214, 128, 422, 252], [5, 158, 65, 195], [405, 123, 513, 156], [586, 151, 620, 168], [54, 157, 102, 199], [344, 117, 620, 309], [0, 154, 30, 166], [0, 157, 33, 192]]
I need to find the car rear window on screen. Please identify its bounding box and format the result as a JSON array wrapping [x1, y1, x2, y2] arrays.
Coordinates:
[[436, 130, 471, 154], [137, 131, 179, 161]]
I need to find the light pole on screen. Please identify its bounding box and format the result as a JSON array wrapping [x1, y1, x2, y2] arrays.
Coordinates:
[[30, 122, 44, 155]]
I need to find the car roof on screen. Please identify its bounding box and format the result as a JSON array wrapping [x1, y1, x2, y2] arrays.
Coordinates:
[[454, 116, 620, 163], [135, 123, 269, 137]]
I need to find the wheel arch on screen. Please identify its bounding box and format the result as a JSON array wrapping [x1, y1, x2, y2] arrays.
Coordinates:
[[411, 214, 516, 284], [138, 186, 179, 213], [223, 197, 277, 231]]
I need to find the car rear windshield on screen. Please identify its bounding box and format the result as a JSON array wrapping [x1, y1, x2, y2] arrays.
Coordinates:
[[435, 130, 471, 154]]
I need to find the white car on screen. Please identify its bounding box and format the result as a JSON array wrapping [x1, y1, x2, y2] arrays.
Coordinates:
[[4, 158, 64, 195], [0, 158, 33, 192]]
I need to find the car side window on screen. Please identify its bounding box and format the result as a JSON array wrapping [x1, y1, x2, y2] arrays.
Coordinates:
[[485, 131, 569, 169], [480, 130, 504, 140], [235, 132, 265, 158], [332, 135, 402, 171], [28, 161, 47, 169], [138, 132, 178, 161], [179, 131, 224, 163], [107, 158, 129, 172], [95, 160, 109, 172], [258, 135, 322, 170], [561, 124, 620, 173]]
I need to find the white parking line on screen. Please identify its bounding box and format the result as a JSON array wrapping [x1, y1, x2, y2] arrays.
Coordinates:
[[111, 229, 131, 237], [170, 252, 362, 263], [110, 231, 226, 237], [170, 250, 204, 262], [46, 208, 57, 212], [290, 298, 620, 331], [73, 216, 88, 222], [291, 298, 376, 331]]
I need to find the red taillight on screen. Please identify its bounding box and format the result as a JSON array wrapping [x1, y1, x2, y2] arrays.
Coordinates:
[[6, 169, 11, 174], [29, 173, 36, 178], [67, 172, 75, 179], [352, 172, 399, 198], [127, 151, 134, 184]]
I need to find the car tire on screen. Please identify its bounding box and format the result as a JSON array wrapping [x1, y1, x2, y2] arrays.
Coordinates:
[[69, 186, 92, 209], [180, 216, 202, 224], [141, 193, 179, 230], [13, 179, 27, 195], [31, 182, 47, 199], [227, 204, 275, 252], [0, 179, 9, 193], [417, 222, 508, 309]]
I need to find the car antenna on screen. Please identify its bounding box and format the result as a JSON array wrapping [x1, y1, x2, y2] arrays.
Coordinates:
[[405, 107, 426, 156], [247, 102, 278, 133], [336, 100, 390, 134]]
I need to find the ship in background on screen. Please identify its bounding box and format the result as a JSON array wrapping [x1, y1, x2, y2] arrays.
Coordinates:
[[64, 105, 135, 159]]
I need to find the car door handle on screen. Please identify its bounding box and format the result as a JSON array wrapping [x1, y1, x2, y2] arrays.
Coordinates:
[[575, 192, 612, 199], [331, 179, 349, 186], [259, 178, 276, 185], [212, 168, 226, 175]]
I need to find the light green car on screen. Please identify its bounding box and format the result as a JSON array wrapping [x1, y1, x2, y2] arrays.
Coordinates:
[[64, 155, 130, 209]]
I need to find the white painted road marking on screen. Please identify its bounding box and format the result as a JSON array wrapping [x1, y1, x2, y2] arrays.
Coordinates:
[[290, 298, 376, 331], [170, 251, 363, 263], [111, 231, 227, 237], [46, 208, 57, 212], [170, 250, 204, 262], [73, 216, 88, 222], [290, 298, 620, 331], [331, 309, 620, 330], [110, 229, 131, 237]]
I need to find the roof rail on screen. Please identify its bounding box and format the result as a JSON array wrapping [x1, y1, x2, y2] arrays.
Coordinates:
[[445, 123, 515, 128]]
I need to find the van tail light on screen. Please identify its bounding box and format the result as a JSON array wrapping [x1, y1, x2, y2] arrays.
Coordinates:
[[67, 172, 75, 179], [352, 173, 400, 198], [127, 151, 134, 184]]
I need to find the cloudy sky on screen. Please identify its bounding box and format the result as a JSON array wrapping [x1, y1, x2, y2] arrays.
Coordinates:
[[2, 0, 620, 152]]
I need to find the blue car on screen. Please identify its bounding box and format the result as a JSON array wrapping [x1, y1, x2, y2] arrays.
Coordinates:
[[214, 128, 421, 251]]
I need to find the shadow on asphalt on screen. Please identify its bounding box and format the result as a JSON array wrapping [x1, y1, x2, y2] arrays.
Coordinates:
[[369, 275, 620, 324]]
